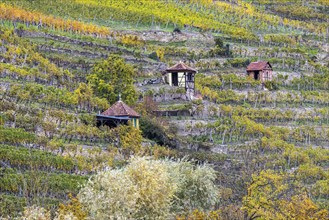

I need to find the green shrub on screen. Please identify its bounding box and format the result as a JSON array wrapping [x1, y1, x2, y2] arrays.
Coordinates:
[[140, 117, 176, 147]]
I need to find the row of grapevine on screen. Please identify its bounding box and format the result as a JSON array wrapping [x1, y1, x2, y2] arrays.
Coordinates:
[[1, 82, 109, 112], [2, 0, 327, 45], [0, 168, 87, 196], [0, 194, 60, 217], [0, 29, 73, 86], [0, 3, 111, 37], [0, 145, 76, 172]]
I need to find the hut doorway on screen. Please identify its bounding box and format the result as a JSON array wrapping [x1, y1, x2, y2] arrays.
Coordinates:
[[254, 71, 260, 80], [172, 72, 178, 86]]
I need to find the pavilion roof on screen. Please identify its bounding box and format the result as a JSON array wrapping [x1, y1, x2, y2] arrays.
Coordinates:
[[247, 61, 272, 71], [166, 61, 197, 73], [101, 100, 140, 118]]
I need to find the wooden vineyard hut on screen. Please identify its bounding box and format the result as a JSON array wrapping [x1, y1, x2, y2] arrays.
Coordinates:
[[96, 99, 140, 129], [164, 61, 197, 98], [246, 61, 273, 82]]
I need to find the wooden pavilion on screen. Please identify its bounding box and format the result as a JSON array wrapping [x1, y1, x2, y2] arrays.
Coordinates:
[[164, 61, 198, 97], [246, 61, 273, 82], [96, 98, 140, 129]]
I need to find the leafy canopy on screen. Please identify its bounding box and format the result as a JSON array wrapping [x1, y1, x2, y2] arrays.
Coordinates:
[[242, 170, 328, 220], [87, 55, 137, 106]]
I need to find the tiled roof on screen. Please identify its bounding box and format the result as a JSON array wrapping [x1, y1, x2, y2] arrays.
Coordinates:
[[166, 61, 197, 73], [101, 101, 140, 118], [247, 61, 272, 71]]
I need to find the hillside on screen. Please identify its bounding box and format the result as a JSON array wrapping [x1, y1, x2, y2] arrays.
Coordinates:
[[0, 0, 328, 219]]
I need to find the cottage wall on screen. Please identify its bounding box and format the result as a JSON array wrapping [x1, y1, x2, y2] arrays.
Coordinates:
[[166, 72, 186, 87], [261, 70, 272, 82], [178, 72, 186, 87], [247, 70, 272, 82], [248, 72, 255, 79], [165, 70, 196, 100], [167, 73, 172, 86]]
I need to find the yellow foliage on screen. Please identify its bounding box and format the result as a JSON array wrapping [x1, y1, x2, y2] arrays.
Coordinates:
[[319, 0, 329, 6], [118, 35, 145, 47], [0, 3, 111, 37], [114, 125, 143, 158], [57, 194, 87, 220], [243, 170, 329, 220], [282, 194, 328, 220], [156, 48, 165, 62]]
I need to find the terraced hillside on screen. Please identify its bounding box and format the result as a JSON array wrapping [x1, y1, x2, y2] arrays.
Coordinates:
[[0, 0, 328, 219]]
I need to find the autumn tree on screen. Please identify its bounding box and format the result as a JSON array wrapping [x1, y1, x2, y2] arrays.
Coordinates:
[[87, 55, 137, 106], [111, 124, 143, 159], [73, 83, 94, 111], [242, 170, 328, 220]]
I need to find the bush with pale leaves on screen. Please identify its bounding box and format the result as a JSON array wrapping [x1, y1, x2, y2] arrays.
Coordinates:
[[78, 157, 219, 219]]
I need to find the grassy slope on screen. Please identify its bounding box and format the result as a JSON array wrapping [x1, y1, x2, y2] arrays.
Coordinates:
[[0, 0, 329, 218]]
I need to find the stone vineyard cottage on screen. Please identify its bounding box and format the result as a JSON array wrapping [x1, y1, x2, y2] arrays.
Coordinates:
[[246, 61, 273, 82], [163, 61, 198, 98]]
